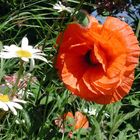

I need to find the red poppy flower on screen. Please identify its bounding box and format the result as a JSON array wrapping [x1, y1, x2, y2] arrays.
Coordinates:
[[54, 111, 89, 137], [55, 15, 140, 104]]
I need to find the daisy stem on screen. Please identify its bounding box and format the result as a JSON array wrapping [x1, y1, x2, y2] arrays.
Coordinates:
[[12, 60, 24, 96]]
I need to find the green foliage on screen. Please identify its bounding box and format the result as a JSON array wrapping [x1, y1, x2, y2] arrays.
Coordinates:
[[0, 0, 140, 140]]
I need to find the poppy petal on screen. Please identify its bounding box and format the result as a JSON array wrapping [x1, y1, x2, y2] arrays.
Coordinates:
[[55, 15, 140, 104], [74, 111, 89, 130], [106, 54, 126, 78], [61, 54, 89, 92], [93, 43, 107, 71]]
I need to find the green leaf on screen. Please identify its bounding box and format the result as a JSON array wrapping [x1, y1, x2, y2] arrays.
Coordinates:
[[90, 117, 104, 140], [109, 109, 140, 140]]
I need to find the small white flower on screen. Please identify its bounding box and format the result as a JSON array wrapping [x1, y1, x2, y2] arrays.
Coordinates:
[[17, 89, 34, 99], [0, 94, 26, 115], [53, 1, 74, 13], [83, 108, 96, 116], [15, 119, 25, 124], [104, 112, 110, 118], [0, 37, 47, 70], [15, 119, 20, 124]]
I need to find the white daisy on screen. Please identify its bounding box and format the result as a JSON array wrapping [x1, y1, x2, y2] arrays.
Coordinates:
[[53, 1, 74, 13], [0, 37, 47, 70], [0, 94, 26, 115]]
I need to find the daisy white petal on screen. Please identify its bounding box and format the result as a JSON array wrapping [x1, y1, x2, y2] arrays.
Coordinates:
[[3, 45, 9, 48], [21, 37, 29, 49], [10, 45, 20, 51], [36, 52, 46, 56], [30, 58, 35, 71], [3, 45, 18, 52], [21, 57, 29, 62], [12, 98, 26, 104], [31, 49, 42, 53], [10, 102, 23, 110], [2, 45, 11, 51], [33, 55, 48, 63], [0, 101, 9, 111], [28, 45, 33, 50], [7, 102, 17, 115], [0, 53, 16, 58]]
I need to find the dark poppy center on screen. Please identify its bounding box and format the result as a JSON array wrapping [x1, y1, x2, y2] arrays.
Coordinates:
[[85, 50, 99, 65]]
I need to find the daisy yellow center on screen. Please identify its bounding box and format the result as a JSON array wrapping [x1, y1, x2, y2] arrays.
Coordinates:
[[16, 50, 32, 58], [0, 95, 10, 102]]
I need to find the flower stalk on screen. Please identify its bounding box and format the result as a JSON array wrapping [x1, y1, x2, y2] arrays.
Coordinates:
[[12, 60, 24, 96]]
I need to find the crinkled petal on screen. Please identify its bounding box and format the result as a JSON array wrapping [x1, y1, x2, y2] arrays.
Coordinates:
[[55, 15, 140, 104], [93, 43, 107, 71], [112, 71, 134, 102], [106, 54, 126, 78], [74, 111, 89, 129], [101, 16, 140, 68], [76, 78, 98, 101], [94, 75, 121, 90], [61, 54, 89, 92]]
